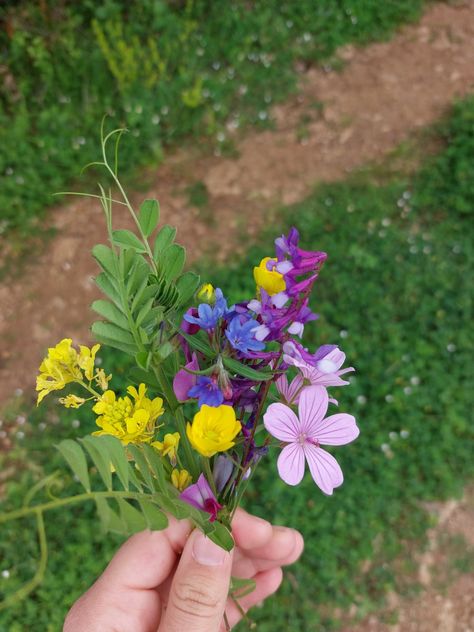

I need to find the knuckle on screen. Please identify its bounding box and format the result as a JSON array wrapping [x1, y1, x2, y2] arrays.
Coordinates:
[[171, 577, 220, 619]]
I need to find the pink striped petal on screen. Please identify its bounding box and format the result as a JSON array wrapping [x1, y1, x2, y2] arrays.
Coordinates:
[[311, 413, 359, 446], [264, 403, 301, 442], [303, 444, 343, 495], [277, 443, 305, 486], [298, 386, 328, 435], [276, 374, 304, 405]]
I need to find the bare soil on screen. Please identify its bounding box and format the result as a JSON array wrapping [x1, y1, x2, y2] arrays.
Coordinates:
[[1, 2, 474, 629]]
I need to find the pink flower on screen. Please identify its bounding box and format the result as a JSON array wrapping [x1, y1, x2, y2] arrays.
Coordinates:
[[179, 473, 222, 522], [263, 385, 359, 494], [285, 347, 354, 387], [275, 373, 305, 405]]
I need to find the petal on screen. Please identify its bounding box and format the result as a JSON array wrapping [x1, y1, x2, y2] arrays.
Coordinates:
[[298, 386, 328, 435], [263, 403, 301, 442], [286, 375, 305, 405], [303, 445, 343, 495], [313, 413, 360, 446], [277, 443, 305, 486], [325, 348, 346, 369]]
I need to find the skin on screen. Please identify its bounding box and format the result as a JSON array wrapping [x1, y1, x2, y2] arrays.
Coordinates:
[[64, 508, 304, 632]]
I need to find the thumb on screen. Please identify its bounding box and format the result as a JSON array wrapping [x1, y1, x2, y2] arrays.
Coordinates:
[[159, 529, 233, 632]]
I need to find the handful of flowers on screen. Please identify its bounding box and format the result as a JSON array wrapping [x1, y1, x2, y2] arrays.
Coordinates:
[[0, 129, 359, 614]]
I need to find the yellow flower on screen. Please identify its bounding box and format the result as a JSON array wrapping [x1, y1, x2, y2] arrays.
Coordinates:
[[197, 283, 215, 304], [152, 432, 180, 466], [78, 344, 100, 381], [186, 404, 241, 457], [59, 394, 86, 409], [253, 257, 286, 296], [92, 383, 165, 445], [36, 338, 83, 405], [171, 468, 192, 492], [95, 368, 112, 391]]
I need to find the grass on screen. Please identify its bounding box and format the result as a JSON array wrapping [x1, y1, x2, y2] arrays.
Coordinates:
[[0, 0, 431, 243], [1, 93, 473, 630]]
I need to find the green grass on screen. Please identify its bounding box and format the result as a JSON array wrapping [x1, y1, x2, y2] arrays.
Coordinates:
[[0, 0, 431, 240], [1, 93, 473, 630]]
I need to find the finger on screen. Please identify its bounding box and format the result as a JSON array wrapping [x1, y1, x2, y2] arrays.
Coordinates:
[[99, 515, 192, 590], [223, 567, 283, 630], [232, 526, 304, 579], [231, 508, 273, 551], [159, 529, 233, 632]]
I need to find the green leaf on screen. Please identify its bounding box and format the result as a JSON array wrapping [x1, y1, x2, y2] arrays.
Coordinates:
[[92, 244, 117, 278], [138, 499, 169, 530], [95, 272, 122, 309], [136, 297, 154, 327], [135, 351, 151, 371], [95, 497, 125, 534], [131, 282, 159, 315], [128, 367, 161, 390], [153, 225, 177, 260], [139, 199, 160, 237], [177, 329, 214, 359], [112, 229, 147, 253], [117, 498, 147, 534], [91, 299, 129, 330], [56, 440, 91, 492], [159, 244, 185, 280], [90, 333, 137, 356], [222, 356, 273, 381], [176, 271, 200, 306], [207, 522, 234, 551], [127, 445, 156, 492], [79, 436, 113, 491], [157, 341, 174, 361], [142, 444, 167, 493], [91, 321, 136, 347], [126, 257, 150, 296], [99, 436, 130, 491]]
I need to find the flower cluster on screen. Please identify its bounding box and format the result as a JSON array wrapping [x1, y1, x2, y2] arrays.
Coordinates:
[[36, 225, 359, 529]]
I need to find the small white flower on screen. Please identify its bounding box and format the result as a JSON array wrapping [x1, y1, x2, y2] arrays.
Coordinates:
[[385, 394, 394, 403], [356, 395, 367, 405], [389, 432, 398, 441], [72, 419, 80, 429], [446, 343, 456, 353], [400, 429, 410, 439], [403, 386, 412, 395], [1, 570, 10, 579], [339, 330, 348, 338], [410, 376, 420, 386]]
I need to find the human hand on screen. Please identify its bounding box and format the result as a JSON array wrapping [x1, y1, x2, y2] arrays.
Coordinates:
[[63, 508, 304, 631]]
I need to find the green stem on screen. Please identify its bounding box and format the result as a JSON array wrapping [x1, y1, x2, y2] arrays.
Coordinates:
[[152, 363, 199, 479], [202, 458, 218, 497], [0, 490, 150, 525], [78, 380, 101, 399]]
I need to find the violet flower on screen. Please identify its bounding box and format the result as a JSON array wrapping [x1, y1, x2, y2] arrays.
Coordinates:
[[188, 376, 224, 407], [225, 316, 265, 354], [213, 455, 234, 493], [184, 288, 229, 330], [264, 385, 359, 494], [179, 473, 222, 522], [285, 345, 355, 387]]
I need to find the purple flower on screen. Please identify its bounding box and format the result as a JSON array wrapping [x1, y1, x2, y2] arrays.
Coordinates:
[[188, 376, 224, 407], [264, 385, 359, 494], [225, 316, 265, 354], [213, 455, 234, 493], [179, 473, 222, 522], [184, 288, 229, 330], [285, 346, 354, 387], [173, 353, 199, 401]]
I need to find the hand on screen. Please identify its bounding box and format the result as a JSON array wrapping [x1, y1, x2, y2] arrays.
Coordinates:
[[63, 508, 304, 631]]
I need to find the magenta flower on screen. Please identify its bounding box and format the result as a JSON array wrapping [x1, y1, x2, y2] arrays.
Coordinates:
[[173, 353, 199, 401], [179, 473, 223, 522], [263, 385, 359, 494], [285, 346, 354, 387]]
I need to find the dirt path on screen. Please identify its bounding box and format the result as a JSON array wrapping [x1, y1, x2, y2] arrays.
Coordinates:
[[1, 2, 474, 406]]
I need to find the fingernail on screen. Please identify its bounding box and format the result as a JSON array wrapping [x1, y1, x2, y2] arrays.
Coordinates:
[[192, 532, 227, 566]]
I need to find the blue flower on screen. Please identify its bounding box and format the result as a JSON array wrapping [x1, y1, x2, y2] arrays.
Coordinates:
[[188, 376, 224, 407], [225, 317, 266, 354], [184, 288, 229, 330]]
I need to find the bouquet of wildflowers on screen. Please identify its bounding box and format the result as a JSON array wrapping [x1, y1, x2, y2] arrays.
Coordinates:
[[0, 128, 359, 613]]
